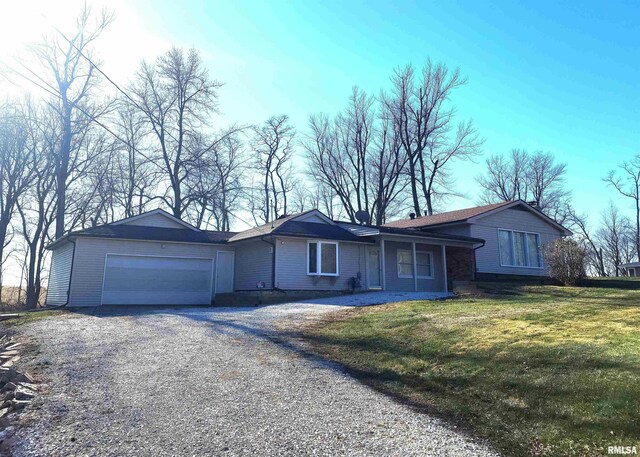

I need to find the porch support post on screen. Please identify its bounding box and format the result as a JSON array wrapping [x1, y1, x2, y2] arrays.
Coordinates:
[[412, 242, 418, 292], [380, 239, 386, 290], [441, 244, 448, 293]]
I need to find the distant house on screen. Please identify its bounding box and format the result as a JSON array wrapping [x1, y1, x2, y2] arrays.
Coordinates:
[[384, 200, 572, 280], [45, 201, 570, 307], [620, 262, 640, 277]]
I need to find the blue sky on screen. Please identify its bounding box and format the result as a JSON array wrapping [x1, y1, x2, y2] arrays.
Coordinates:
[[141, 0, 639, 219], [2, 0, 639, 221]]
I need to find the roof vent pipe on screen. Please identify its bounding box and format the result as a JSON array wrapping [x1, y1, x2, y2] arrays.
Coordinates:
[[409, 213, 416, 220]]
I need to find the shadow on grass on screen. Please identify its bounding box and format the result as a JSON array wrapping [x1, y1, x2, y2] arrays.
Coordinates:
[[297, 311, 640, 456]]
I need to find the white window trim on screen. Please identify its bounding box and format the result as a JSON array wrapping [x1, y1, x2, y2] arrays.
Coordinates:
[[397, 249, 414, 278], [307, 240, 340, 277], [415, 251, 435, 279], [498, 229, 544, 269]]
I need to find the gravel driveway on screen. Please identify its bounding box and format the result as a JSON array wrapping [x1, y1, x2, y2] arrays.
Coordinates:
[[12, 293, 497, 456]]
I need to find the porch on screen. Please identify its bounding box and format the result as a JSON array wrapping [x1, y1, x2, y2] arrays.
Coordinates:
[[364, 236, 477, 293]]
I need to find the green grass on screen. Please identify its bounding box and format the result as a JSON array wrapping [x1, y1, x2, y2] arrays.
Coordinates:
[[0, 309, 71, 327], [304, 285, 640, 456]]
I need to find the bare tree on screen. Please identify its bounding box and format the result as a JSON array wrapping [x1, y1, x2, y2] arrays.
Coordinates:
[[16, 106, 58, 307], [290, 181, 313, 213], [111, 101, 158, 217], [60, 128, 115, 230], [605, 154, 640, 261], [477, 149, 530, 202], [209, 133, 246, 231], [252, 115, 295, 223], [17, 7, 113, 238], [187, 129, 246, 230], [382, 61, 482, 216], [477, 149, 570, 221], [289, 181, 341, 220], [305, 88, 407, 224], [130, 47, 223, 219], [0, 102, 37, 303], [568, 210, 606, 277], [597, 203, 634, 277], [368, 108, 408, 224]]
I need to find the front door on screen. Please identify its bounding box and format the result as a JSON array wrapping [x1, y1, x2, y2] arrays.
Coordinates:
[[216, 251, 235, 293], [367, 246, 382, 289]]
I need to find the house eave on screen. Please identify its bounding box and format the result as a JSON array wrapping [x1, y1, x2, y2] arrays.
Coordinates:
[[47, 233, 229, 250]]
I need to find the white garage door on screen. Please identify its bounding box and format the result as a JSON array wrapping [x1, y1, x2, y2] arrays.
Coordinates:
[[102, 255, 214, 305]]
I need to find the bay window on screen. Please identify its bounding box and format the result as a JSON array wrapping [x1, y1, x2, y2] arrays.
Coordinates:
[[307, 241, 339, 276], [498, 229, 542, 268]]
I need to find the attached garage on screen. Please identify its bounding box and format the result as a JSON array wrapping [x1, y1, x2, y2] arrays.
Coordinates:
[[45, 209, 235, 307], [101, 255, 215, 305]]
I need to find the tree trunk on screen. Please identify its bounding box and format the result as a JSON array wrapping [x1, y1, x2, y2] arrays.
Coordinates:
[[55, 106, 72, 239], [173, 182, 181, 219], [0, 214, 10, 301], [25, 241, 38, 308], [408, 156, 421, 217], [635, 199, 640, 261]]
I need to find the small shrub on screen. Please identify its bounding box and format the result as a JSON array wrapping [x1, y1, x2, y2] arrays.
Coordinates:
[[544, 238, 586, 286], [348, 273, 362, 293]]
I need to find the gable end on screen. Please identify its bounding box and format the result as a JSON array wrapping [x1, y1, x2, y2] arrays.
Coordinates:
[[113, 209, 200, 231]]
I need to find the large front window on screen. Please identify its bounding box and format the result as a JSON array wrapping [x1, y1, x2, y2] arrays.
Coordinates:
[[397, 249, 413, 278], [498, 229, 542, 268], [397, 249, 434, 279], [307, 241, 339, 276], [416, 252, 434, 279]]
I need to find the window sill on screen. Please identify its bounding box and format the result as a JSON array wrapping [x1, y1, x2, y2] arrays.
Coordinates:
[[307, 273, 340, 277], [499, 265, 544, 270]]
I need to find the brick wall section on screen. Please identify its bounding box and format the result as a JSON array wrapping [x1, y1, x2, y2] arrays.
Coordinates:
[[446, 247, 475, 281]]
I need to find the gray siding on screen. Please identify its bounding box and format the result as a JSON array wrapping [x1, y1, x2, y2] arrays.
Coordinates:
[[122, 213, 187, 229], [234, 240, 273, 290], [68, 238, 226, 306], [383, 240, 446, 292], [45, 241, 75, 306], [274, 237, 367, 291], [470, 207, 564, 276]]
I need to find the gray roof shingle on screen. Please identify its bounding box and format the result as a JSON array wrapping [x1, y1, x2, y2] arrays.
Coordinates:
[[48, 224, 236, 249], [384, 201, 514, 228], [48, 208, 488, 250]]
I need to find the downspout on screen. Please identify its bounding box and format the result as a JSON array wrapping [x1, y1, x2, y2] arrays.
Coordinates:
[[472, 240, 486, 281], [260, 235, 284, 293], [61, 237, 77, 307]]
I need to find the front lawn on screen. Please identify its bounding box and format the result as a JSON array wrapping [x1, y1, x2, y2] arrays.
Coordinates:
[[303, 285, 640, 456]]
